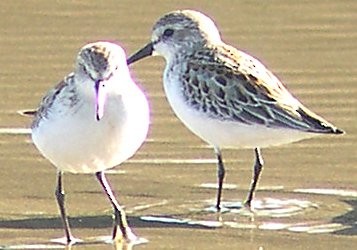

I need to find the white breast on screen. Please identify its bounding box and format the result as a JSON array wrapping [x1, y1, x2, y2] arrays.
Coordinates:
[[32, 83, 149, 174]]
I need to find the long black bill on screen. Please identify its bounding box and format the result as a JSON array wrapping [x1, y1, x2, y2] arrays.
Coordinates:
[[127, 42, 153, 65]]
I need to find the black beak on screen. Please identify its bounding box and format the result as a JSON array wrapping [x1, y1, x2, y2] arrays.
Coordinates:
[[127, 43, 153, 65]]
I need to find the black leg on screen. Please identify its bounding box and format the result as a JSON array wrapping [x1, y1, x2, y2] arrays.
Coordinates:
[[244, 148, 264, 208], [55, 171, 73, 244], [215, 147, 225, 211], [96, 171, 132, 241]]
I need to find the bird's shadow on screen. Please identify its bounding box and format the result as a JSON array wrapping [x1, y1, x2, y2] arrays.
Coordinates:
[[1, 199, 355, 235], [0, 214, 213, 230], [331, 199, 357, 236]]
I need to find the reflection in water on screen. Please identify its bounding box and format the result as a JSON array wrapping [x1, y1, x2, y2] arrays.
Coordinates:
[[140, 189, 356, 236], [288, 223, 348, 234], [0, 244, 64, 249], [294, 188, 357, 197], [0, 128, 31, 135], [199, 182, 285, 191], [50, 236, 82, 246], [140, 195, 349, 234], [204, 198, 317, 217], [199, 183, 237, 190], [141, 215, 222, 228], [140, 214, 349, 234], [128, 158, 217, 165], [0, 235, 148, 250]]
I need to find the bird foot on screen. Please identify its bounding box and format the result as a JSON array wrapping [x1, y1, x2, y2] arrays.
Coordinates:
[[50, 236, 83, 245]]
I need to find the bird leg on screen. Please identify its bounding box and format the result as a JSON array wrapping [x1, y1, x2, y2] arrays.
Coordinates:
[[244, 148, 264, 209], [214, 147, 225, 211], [55, 171, 74, 244], [96, 171, 134, 242]]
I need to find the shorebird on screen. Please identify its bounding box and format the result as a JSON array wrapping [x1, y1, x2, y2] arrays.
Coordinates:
[[127, 10, 344, 210], [30, 41, 150, 244]]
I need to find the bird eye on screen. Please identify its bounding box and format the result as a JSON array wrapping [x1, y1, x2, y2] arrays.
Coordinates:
[[163, 28, 174, 38]]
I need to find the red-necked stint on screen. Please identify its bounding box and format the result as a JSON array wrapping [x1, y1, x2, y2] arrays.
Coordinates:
[[127, 10, 344, 210], [31, 41, 150, 244]]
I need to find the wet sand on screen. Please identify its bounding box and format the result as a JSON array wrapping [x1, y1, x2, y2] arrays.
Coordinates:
[[0, 0, 356, 249]]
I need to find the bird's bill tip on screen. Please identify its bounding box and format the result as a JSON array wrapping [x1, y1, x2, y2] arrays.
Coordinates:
[[17, 109, 37, 117], [335, 127, 345, 135], [95, 80, 106, 121], [127, 42, 153, 65]]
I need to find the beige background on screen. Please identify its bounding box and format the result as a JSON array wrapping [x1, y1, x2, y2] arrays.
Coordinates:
[[0, 0, 356, 249]]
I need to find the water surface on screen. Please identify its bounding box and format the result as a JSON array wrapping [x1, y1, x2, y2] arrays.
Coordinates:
[[0, 0, 356, 249]]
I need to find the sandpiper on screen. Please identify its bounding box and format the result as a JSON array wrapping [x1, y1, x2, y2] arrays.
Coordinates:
[[31, 41, 150, 244], [127, 10, 344, 210]]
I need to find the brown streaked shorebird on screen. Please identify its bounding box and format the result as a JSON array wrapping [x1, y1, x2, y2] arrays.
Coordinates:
[[127, 10, 344, 210], [30, 41, 150, 244]]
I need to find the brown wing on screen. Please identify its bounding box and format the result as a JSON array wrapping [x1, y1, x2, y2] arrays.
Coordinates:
[[31, 74, 76, 129], [180, 44, 341, 134]]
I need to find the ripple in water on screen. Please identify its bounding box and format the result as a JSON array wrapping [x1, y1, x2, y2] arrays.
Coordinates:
[[139, 186, 355, 235], [140, 196, 349, 234], [294, 188, 357, 197], [0, 235, 148, 250], [203, 198, 317, 217]]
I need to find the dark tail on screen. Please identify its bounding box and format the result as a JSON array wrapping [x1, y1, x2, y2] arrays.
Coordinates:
[[297, 107, 344, 134]]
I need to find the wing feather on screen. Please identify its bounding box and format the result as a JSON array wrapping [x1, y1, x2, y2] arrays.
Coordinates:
[[180, 44, 338, 133]]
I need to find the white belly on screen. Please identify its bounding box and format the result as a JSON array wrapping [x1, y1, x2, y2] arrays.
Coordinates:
[[163, 78, 316, 149], [32, 91, 149, 174]]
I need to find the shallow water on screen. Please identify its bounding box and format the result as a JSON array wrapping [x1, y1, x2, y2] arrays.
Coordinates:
[[0, 0, 356, 249]]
